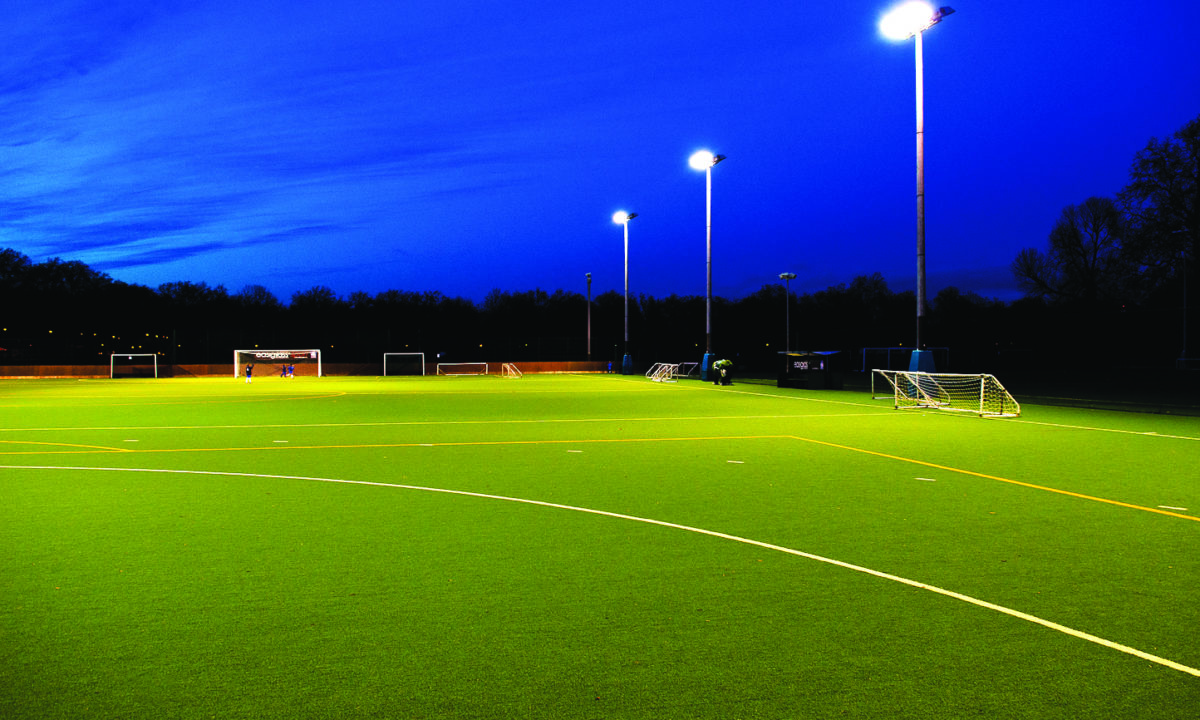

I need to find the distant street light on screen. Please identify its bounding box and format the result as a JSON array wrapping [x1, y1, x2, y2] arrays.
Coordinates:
[[779, 272, 797, 353], [612, 211, 638, 374], [880, 1, 953, 371], [586, 272, 592, 361], [689, 150, 725, 380]]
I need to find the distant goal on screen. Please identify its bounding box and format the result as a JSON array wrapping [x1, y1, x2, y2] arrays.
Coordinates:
[[873, 370, 1020, 417], [383, 352, 425, 376], [437, 362, 488, 376], [234, 349, 322, 377], [110, 353, 159, 379], [501, 363, 523, 378]]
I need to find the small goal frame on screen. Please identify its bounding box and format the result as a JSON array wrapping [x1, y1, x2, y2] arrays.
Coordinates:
[[872, 369, 1020, 417], [501, 363, 523, 378], [383, 352, 426, 376], [436, 362, 488, 376], [110, 353, 159, 378], [233, 349, 323, 378]]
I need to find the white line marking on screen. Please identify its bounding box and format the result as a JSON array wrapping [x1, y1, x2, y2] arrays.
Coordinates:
[[273, 440, 288, 443], [123, 439, 138, 443], [3, 463, 1197, 679], [567, 450, 582, 453], [916, 477, 937, 482], [727, 460, 744, 464], [1158, 505, 1189, 511]]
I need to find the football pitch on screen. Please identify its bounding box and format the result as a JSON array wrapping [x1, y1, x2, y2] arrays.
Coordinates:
[[1, 374, 1197, 718]]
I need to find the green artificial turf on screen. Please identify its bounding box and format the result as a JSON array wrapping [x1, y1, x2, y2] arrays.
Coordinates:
[[1, 375, 1198, 718]]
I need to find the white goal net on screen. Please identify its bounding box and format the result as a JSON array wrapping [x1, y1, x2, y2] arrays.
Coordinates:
[[501, 363, 523, 378], [110, 353, 159, 378], [234, 349, 322, 378], [437, 362, 488, 376], [384, 352, 425, 376], [646, 362, 680, 382], [872, 370, 1020, 417]]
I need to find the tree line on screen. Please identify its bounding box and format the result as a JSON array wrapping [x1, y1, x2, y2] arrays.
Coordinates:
[[2, 114, 1194, 374]]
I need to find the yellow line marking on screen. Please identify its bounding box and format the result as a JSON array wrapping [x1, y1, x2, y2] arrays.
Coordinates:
[[0, 440, 130, 453], [2, 431, 1193, 523], [784, 434, 1199, 522], [4, 464, 1197, 679]]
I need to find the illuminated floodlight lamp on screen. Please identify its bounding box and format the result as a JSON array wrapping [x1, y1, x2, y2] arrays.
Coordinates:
[[688, 150, 725, 171], [880, 2, 954, 39], [612, 211, 638, 224]]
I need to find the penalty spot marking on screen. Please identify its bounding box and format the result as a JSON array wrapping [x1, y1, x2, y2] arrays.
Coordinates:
[[3, 463, 1198, 680]]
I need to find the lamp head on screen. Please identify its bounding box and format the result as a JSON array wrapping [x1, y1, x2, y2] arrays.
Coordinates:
[[612, 211, 637, 224], [689, 150, 725, 170], [880, 2, 952, 40], [779, 272, 797, 280]]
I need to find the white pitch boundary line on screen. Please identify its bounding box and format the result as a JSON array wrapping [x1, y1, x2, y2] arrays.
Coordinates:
[[4, 463, 1198, 679]]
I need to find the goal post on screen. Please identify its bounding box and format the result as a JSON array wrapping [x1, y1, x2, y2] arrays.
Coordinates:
[[110, 353, 159, 378], [872, 369, 1020, 417], [383, 352, 425, 376], [436, 362, 488, 376], [234, 349, 322, 378], [501, 363, 523, 378]]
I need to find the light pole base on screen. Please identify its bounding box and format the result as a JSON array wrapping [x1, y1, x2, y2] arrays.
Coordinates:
[[621, 354, 633, 375], [700, 352, 715, 382], [909, 349, 937, 373]]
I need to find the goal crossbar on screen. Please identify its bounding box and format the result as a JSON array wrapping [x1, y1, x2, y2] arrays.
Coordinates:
[[873, 369, 1020, 417], [110, 353, 159, 379], [383, 352, 425, 376]]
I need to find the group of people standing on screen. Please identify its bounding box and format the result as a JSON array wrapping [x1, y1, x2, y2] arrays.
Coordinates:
[[244, 363, 295, 383]]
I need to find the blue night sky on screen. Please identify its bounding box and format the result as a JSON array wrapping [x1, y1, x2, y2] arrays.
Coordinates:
[[2, 1, 1198, 303]]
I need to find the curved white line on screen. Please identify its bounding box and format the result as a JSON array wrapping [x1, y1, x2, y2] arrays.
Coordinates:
[[5, 463, 1198, 678]]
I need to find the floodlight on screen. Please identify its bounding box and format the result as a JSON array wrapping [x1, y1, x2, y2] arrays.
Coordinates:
[[779, 272, 796, 281], [880, 2, 954, 40], [689, 150, 726, 171], [612, 211, 637, 224]]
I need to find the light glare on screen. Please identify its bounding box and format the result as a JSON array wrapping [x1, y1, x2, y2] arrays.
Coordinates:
[[612, 211, 631, 224], [688, 150, 715, 170], [880, 1, 934, 40]]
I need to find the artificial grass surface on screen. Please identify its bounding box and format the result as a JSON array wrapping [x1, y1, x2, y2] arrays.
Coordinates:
[[1, 374, 1198, 718]]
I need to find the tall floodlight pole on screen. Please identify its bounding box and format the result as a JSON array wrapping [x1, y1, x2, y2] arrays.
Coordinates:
[[881, 2, 953, 371], [586, 272, 592, 361], [779, 272, 796, 353], [612, 211, 638, 374], [689, 150, 726, 381]]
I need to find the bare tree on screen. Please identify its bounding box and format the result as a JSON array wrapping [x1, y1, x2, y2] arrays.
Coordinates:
[[1012, 197, 1130, 305]]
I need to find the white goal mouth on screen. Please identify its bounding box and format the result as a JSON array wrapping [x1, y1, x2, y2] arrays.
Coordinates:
[[872, 369, 1021, 417], [110, 353, 160, 379], [234, 349, 322, 378], [384, 352, 426, 376]]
